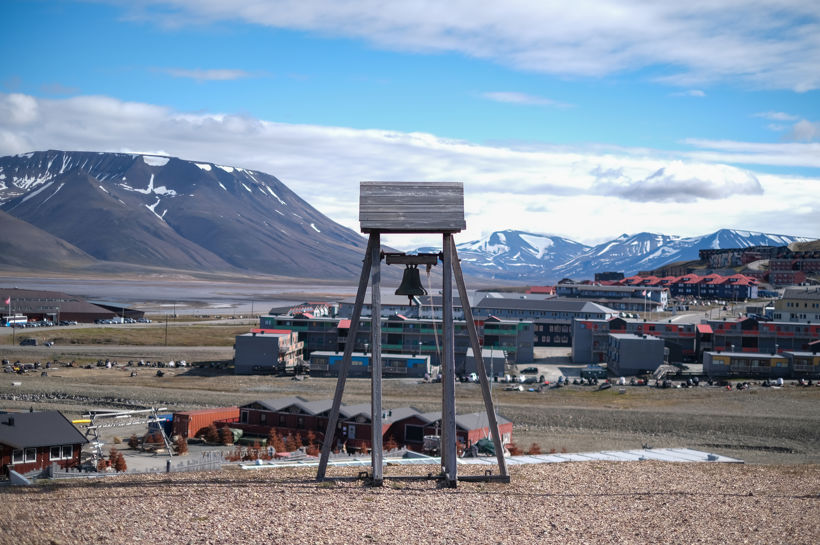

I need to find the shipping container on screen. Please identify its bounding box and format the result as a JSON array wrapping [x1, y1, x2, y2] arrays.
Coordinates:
[[172, 407, 239, 439]]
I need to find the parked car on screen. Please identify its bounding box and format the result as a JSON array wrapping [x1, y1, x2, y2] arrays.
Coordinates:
[[19, 338, 37, 346]]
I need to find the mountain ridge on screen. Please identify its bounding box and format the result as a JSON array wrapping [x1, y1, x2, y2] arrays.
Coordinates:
[[434, 228, 813, 282], [0, 150, 368, 280], [1, 150, 813, 283]]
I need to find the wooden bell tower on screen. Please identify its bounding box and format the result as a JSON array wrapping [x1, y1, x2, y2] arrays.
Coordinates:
[[316, 182, 509, 487]]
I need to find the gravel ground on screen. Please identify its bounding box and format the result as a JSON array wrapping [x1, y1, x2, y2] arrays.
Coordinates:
[[1, 463, 818, 545]]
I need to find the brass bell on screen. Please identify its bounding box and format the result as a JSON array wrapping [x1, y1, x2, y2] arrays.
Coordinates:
[[395, 264, 427, 303]]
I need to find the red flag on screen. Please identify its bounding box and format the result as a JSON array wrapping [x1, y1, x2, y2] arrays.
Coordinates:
[[4, 297, 9, 305], [641, 290, 647, 296]]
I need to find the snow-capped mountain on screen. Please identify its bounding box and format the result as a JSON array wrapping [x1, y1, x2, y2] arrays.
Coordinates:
[[417, 230, 590, 281], [0, 150, 368, 278], [416, 229, 812, 282], [553, 230, 812, 280]]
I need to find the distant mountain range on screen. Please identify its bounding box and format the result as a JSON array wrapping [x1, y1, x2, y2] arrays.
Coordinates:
[[421, 229, 812, 282], [0, 150, 813, 283]]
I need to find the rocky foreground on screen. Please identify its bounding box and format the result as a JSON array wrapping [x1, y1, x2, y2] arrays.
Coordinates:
[[1, 462, 818, 545]]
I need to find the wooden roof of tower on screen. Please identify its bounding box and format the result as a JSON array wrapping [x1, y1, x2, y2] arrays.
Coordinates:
[[359, 181, 465, 233]]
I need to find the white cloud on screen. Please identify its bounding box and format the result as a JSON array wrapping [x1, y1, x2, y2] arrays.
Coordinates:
[[1, 92, 818, 248], [158, 68, 254, 81], [481, 91, 572, 108], [787, 119, 820, 141], [684, 138, 820, 167], [671, 89, 706, 97], [120, 1, 820, 91], [0, 93, 39, 125], [754, 111, 799, 121]]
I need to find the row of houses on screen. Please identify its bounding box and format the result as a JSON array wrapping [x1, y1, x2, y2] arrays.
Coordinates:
[[219, 397, 513, 454], [574, 314, 820, 364], [574, 314, 820, 378], [703, 350, 820, 378], [615, 273, 759, 301], [698, 246, 819, 287]]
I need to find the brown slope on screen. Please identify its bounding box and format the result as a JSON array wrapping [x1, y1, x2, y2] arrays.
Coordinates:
[[2, 169, 237, 272], [0, 209, 99, 270]]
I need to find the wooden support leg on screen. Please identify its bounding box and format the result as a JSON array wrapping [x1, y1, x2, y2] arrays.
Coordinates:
[[441, 233, 457, 486], [370, 233, 383, 486], [316, 234, 376, 480], [449, 237, 509, 478]]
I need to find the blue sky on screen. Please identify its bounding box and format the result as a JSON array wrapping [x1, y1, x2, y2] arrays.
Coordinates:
[[1, 0, 819, 248]]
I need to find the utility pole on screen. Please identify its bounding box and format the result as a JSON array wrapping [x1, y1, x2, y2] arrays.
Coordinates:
[[165, 313, 168, 346]]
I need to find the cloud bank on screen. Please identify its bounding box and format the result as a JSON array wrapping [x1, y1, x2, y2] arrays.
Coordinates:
[[1, 92, 818, 248], [121, 0, 820, 92]]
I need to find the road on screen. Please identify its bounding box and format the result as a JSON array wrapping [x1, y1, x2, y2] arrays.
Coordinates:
[[1, 344, 233, 362]]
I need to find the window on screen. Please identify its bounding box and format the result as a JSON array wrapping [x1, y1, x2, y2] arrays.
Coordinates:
[[50, 445, 73, 460], [12, 449, 23, 464], [260, 413, 267, 424], [405, 425, 424, 443], [25, 448, 36, 462]]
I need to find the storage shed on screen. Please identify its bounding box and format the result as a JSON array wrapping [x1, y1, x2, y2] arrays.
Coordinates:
[[172, 407, 240, 439]]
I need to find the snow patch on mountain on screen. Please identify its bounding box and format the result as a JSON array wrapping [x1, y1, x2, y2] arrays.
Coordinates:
[[120, 174, 177, 196], [19, 181, 54, 204], [40, 183, 64, 205], [142, 155, 170, 167], [195, 163, 212, 171], [145, 197, 167, 221], [266, 186, 286, 205], [519, 233, 554, 259]]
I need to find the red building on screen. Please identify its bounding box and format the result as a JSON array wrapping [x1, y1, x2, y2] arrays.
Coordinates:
[[172, 407, 240, 439], [227, 397, 513, 454], [0, 411, 87, 478]]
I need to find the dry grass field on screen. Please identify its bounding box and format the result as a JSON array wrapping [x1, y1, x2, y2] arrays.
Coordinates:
[[2, 362, 819, 465]]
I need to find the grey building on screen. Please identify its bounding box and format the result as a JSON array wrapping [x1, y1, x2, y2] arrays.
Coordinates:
[[606, 333, 665, 376], [473, 296, 617, 348], [703, 351, 789, 378], [234, 330, 304, 375], [464, 348, 507, 377], [338, 290, 424, 318], [556, 283, 668, 311], [573, 317, 703, 364], [308, 351, 432, 378]]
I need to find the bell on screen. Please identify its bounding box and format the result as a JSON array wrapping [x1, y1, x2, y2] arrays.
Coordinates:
[[395, 264, 427, 303]]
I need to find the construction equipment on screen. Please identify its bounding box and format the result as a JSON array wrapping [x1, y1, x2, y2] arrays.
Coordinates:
[[79, 407, 174, 467]]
